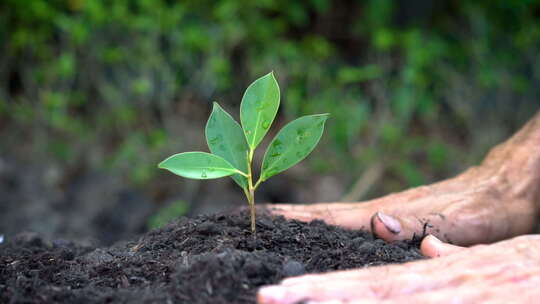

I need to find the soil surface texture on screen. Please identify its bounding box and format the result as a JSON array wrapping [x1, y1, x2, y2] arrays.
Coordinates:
[[1, 210, 424, 304]]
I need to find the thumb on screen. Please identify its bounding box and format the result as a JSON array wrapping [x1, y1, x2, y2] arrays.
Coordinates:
[[420, 235, 466, 257]]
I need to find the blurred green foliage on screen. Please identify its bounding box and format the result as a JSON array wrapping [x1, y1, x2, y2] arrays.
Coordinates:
[[1, 0, 539, 200], [147, 199, 189, 229]]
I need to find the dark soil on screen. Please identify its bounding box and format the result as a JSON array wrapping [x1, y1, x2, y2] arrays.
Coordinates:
[[0, 210, 424, 304]]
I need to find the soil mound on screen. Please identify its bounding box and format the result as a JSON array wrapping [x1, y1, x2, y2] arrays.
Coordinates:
[[1, 211, 424, 303]]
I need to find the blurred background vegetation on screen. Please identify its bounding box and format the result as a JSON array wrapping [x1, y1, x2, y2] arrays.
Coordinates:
[[1, 0, 539, 243]]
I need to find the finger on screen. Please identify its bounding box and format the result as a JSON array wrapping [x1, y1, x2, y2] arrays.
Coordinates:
[[278, 236, 519, 294], [267, 204, 336, 224], [270, 208, 327, 223], [265, 204, 300, 211], [258, 236, 540, 304], [267, 203, 362, 214], [371, 211, 449, 243], [370, 212, 402, 241], [267, 203, 376, 230], [420, 235, 465, 257]]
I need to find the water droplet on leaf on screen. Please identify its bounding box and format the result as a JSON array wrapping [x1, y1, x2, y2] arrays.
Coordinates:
[[201, 170, 207, 178], [209, 135, 221, 145], [256, 102, 269, 111], [272, 140, 283, 152]]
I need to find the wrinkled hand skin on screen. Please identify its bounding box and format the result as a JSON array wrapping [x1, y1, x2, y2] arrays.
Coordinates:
[[258, 111, 540, 304], [258, 235, 540, 304], [269, 111, 540, 246]]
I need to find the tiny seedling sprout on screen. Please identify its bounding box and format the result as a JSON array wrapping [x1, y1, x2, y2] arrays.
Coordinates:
[[158, 72, 328, 233]]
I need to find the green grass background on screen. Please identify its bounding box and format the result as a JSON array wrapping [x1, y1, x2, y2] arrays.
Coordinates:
[[1, 0, 539, 225]]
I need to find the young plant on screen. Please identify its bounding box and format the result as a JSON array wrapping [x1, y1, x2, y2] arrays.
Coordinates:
[[158, 72, 328, 233]]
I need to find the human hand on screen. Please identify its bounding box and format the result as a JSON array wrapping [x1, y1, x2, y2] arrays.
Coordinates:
[[258, 110, 540, 304], [258, 235, 540, 303], [268, 112, 540, 246]]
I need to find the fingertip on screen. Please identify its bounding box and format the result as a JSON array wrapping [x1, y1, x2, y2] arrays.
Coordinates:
[[421, 234, 465, 257], [371, 212, 402, 242], [264, 205, 290, 217], [257, 286, 286, 304], [420, 235, 442, 257], [265, 204, 297, 214]]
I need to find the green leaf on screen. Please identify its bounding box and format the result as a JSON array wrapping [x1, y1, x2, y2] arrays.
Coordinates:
[[158, 152, 243, 179], [261, 114, 329, 181], [240, 71, 280, 149], [205, 102, 249, 188]]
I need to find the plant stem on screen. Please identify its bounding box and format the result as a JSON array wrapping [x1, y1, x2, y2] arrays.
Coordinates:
[[253, 178, 263, 190], [246, 149, 257, 234], [248, 187, 256, 233]]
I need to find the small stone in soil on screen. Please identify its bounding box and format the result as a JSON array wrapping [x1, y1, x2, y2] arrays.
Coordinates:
[[282, 260, 306, 277]]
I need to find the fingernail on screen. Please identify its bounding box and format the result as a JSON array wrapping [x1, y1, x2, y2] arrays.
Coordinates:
[[376, 212, 401, 234], [258, 286, 287, 302], [426, 234, 442, 243]]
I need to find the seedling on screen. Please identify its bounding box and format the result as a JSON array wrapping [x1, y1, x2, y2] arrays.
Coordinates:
[[158, 72, 328, 233]]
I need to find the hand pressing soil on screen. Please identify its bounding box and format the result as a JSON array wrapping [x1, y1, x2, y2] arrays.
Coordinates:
[[259, 235, 540, 303], [259, 110, 540, 303], [270, 111, 540, 246]]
